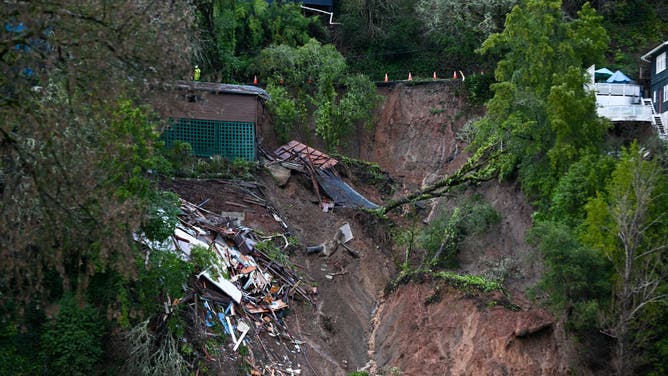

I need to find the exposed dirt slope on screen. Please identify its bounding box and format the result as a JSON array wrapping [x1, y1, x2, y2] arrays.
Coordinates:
[[369, 283, 569, 376], [352, 81, 475, 190], [171, 81, 580, 375]]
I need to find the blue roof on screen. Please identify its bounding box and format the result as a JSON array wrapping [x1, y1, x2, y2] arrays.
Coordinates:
[[595, 67, 614, 76]]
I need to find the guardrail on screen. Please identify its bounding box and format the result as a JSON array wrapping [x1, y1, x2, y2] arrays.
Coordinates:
[[594, 83, 641, 97], [597, 105, 653, 122]]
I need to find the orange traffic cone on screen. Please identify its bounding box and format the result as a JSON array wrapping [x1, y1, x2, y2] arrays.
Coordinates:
[[253, 75, 258, 85], [433, 71, 437, 80], [384, 73, 388, 82], [453, 71, 458, 79], [408, 72, 412, 81]]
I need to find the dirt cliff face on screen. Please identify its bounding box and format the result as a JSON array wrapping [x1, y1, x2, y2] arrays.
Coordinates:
[[350, 81, 477, 191], [247, 81, 581, 375], [369, 283, 570, 376]]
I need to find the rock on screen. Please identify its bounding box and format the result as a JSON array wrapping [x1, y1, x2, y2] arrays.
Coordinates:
[[266, 164, 291, 187]]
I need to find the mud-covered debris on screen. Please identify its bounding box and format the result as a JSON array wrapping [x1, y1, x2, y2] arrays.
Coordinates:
[[137, 197, 312, 374], [306, 222, 360, 258], [266, 140, 378, 210], [273, 140, 339, 170]]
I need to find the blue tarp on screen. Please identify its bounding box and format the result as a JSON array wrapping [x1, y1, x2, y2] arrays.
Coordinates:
[[606, 70, 634, 83], [315, 169, 379, 209]]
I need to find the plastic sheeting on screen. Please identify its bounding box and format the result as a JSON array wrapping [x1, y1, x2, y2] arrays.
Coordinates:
[[315, 169, 379, 209]]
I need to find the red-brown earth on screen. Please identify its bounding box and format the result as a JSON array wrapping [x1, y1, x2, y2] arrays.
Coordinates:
[[170, 81, 583, 375]]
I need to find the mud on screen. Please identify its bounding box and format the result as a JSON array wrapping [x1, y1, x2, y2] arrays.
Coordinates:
[[173, 81, 582, 375]]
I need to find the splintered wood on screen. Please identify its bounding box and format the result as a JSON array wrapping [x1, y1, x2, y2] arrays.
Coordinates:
[[136, 196, 312, 374]]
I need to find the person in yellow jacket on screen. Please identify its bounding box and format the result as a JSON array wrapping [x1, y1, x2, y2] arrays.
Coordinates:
[[194, 65, 201, 81]]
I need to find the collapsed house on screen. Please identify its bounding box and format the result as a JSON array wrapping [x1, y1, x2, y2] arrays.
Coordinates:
[[267, 140, 379, 211], [137, 196, 311, 375]]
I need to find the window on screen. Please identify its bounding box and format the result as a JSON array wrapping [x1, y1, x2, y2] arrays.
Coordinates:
[[658, 52, 666, 73], [665, 85, 668, 102], [654, 90, 657, 103]]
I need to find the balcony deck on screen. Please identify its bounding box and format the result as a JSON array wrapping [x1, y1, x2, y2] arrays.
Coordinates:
[[592, 83, 653, 123], [596, 105, 653, 122]]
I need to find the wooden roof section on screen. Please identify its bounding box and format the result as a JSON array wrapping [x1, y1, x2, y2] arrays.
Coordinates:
[[273, 140, 338, 170]]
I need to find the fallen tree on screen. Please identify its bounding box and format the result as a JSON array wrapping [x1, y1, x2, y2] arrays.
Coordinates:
[[375, 144, 503, 215]]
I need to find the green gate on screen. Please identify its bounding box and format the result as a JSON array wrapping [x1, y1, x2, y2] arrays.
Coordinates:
[[162, 118, 256, 161]]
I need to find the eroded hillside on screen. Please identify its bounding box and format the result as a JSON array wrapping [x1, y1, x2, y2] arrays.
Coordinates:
[[237, 81, 578, 375]]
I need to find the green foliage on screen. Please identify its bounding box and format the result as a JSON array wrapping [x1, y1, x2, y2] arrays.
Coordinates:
[[464, 72, 495, 106], [266, 83, 299, 143], [579, 143, 668, 373], [41, 295, 105, 376], [162, 141, 194, 175], [259, 40, 379, 150], [161, 145, 259, 179], [599, 1, 668, 76], [335, 74, 380, 131], [0, 320, 41, 375], [470, 0, 609, 202], [142, 191, 181, 242], [528, 220, 612, 319], [459, 194, 502, 234], [548, 152, 616, 227], [433, 271, 503, 294], [420, 195, 500, 268], [195, 0, 321, 81], [582, 143, 668, 263], [393, 207, 421, 275], [348, 371, 369, 376], [189, 245, 221, 275], [102, 100, 172, 201], [255, 239, 289, 266], [137, 251, 193, 317], [421, 208, 463, 268], [340, 0, 492, 79], [125, 320, 187, 376]]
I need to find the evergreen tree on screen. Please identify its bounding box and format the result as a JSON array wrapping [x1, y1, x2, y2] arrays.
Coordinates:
[[469, 0, 609, 202]]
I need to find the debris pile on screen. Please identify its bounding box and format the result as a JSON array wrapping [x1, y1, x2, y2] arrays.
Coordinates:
[[140, 198, 313, 375], [262, 140, 378, 211]]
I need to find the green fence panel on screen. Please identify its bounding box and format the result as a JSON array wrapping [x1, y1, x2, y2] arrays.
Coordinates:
[[163, 118, 256, 161]]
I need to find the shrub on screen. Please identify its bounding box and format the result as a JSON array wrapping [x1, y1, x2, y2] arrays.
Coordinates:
[[41, 295, 104, 376]]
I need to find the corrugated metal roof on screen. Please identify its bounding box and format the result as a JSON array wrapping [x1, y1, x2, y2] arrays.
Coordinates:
[[174, 80, 270, 100], [316, 169, 378, 209]]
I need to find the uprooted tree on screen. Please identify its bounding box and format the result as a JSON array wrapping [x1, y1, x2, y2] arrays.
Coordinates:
[[377, 143, 503, 215]]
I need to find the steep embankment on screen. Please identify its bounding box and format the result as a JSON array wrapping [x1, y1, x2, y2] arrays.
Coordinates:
[[351, 81, 473, 190], [261, 81, 576, 375], [369, 283, 568, 375]]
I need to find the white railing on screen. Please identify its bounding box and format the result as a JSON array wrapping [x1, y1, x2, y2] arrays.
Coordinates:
[[594, 83, 641, 97], [597, 105, 653, 122]]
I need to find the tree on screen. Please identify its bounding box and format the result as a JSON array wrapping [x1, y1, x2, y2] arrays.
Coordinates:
[[583, 144, 668, 375], [415, 0, 517, 67], [1, 0, 193, 316], [258, 39, 379, 150], [469, 0, 609, 202], [193, 0, 319, 82]]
